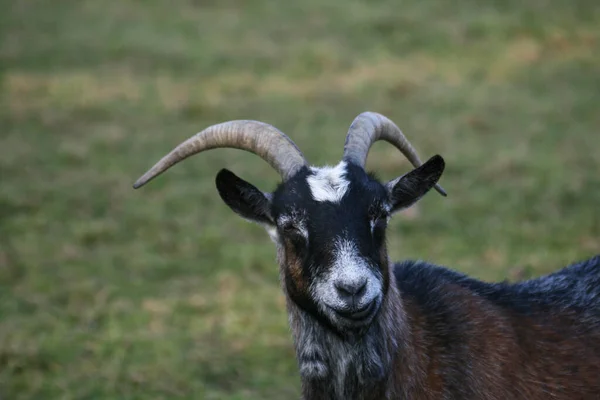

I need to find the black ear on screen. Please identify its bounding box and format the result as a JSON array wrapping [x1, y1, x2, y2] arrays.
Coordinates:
[[386, 155, 445, 213], [215, 169, 274, 225]]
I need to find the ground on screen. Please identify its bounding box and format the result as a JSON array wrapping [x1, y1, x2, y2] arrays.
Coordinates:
[[1, 0, 599, 398]]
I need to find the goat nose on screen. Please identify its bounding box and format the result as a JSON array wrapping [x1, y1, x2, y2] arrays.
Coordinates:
[[335, 277, 367, 302]]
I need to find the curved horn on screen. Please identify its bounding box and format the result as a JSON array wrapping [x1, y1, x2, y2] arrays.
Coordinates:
[[133, 120, 307, 189], [343, 112, 446, 196]]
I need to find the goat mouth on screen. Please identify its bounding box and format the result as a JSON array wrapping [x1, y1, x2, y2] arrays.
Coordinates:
[[329, 299, 379, 323]]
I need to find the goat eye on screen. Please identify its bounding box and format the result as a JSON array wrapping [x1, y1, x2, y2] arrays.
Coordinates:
[[280, 224, 308, 253], [282, 224, 295, 234], [370, 216, 388, 244], [281, 224, 304, 238], [370, 213, 389, 232], [373, 217, 387, 229]]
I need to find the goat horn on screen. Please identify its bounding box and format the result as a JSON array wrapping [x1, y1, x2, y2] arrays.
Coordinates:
[[342, 112, 446, 196], [133, 120, 307, 188]]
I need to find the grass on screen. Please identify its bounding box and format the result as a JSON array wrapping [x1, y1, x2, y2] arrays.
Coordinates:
[[1, 0, 599, 398]]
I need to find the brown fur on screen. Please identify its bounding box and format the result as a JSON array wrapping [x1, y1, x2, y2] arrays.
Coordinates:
[[284, 240, 306, 293], [291, 264, 600, 399], [377, 274, 600, 399]]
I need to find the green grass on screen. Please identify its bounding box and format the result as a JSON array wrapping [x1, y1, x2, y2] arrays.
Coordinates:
[[1, 0, 599, 398]]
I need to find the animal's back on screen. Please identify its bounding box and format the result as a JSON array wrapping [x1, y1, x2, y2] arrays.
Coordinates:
[[394, 255, 600, 315], [391, 255, 600, 399]]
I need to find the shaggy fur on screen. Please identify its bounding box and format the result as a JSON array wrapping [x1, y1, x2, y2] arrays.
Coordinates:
[[292, 256, 600, 399]]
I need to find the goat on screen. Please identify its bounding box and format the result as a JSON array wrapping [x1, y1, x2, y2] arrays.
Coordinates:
[[134, 112, 600, 399]]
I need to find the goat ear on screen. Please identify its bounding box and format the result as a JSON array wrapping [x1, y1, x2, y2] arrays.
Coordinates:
[[215, 169, 274, 226], [386, 155, 445, 213]]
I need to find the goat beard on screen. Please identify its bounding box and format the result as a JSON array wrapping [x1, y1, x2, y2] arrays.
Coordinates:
[[287, 283, 405, 384]]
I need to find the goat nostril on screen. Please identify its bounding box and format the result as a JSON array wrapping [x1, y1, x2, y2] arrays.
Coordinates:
[[356, 281, 367, 297], [334, 282, 351, 298], [335, 278, 368, 298]]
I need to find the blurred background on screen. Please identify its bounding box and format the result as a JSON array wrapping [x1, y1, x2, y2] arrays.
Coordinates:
[[1, 0, 599, 398]]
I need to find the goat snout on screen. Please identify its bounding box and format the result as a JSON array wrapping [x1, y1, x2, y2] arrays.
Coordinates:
[[334, 277, 367, 306], [328, 276, 380, 322]]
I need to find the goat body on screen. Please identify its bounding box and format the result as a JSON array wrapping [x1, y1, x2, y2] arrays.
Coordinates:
[[133, 112, 600, 400], [294, 256, 600, 399]]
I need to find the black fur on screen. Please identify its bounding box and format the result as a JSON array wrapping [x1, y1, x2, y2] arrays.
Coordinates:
[[215, 169, 274, 225], [395, 256, 600, 318], [388, 155, 446, 212]]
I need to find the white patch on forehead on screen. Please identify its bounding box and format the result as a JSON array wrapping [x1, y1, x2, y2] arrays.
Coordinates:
[[307, 161, 350, 203]]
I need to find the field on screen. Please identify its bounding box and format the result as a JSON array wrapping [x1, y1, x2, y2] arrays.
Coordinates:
[[1, 0, 599, 398]]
